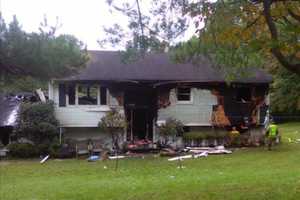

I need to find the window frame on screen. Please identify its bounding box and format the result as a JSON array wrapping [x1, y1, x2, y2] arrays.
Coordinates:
[[176, 87, 193, 104], [63, 83, 108, 107]]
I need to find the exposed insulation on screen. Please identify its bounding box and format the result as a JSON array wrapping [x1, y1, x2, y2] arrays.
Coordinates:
[[211, 105, 231, 126], [158, 89, 171, 109], [109, 88, 124, 106]]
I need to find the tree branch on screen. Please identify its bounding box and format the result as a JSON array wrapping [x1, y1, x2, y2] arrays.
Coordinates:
[[263, 0, 300, 75], [135, 0, 145, 52], [287, 8, 300, 23]]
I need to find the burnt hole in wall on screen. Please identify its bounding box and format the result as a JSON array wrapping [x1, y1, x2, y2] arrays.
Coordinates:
[[236, 87, 251, 102]]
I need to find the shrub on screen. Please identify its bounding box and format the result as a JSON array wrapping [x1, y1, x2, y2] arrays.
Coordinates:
[[17, 101, 59, 145], [183, 131, 208, 140], [184, 130, 228, 141], [8, 143, 39, 158], [49, 143, 75, 158], [215, 130, 228, 139], [158, 118, 184, 137], [98, 108, 126, 150]]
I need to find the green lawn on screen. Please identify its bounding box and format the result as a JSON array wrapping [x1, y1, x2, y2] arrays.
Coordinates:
[[1, 122, 300, 200]]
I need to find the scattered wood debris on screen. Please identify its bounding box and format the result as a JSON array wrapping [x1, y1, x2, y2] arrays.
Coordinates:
[[168, 146, 232, 161], [160, 148, 178, 157], [186, 146, 232, 155], [40, 155, 50, 164], [108, 155, 126, 160]]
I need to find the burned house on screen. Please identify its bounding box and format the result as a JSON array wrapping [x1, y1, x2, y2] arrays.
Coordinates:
[[48, 51, 272, 147], [0, 94, 21, 146]]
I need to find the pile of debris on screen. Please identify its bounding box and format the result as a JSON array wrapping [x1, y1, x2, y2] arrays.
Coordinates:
[[167, 146, 232, 161], [125, 139, 158, 153]]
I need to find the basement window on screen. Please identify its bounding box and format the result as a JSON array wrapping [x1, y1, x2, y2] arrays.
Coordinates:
[[177, 88, 192, 102], [78, 84, 98, 105], [236, 87, 251, 102]]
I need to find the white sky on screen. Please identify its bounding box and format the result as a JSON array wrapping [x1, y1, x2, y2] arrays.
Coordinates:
[[1, 0, 196, 50]]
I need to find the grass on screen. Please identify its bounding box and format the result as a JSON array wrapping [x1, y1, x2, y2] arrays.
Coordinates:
[[1, 122, 300, 200]]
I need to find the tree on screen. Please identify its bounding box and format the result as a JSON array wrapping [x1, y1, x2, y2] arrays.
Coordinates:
[[17, 101, 59, 145], [98, 108, 126, 151], [180, 0, 300, 75], [0, 15, 89, 80], [99, 0, 188, 59], [270, 68, 300, 117], [101, 0, 300, 76], [158, 118, 184, 146]]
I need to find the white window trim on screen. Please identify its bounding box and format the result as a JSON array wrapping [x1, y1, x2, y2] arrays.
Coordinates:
[[65, 84, 103, 107], [176, 87, 193, 104]]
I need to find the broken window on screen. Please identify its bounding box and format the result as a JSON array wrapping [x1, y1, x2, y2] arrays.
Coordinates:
[[236, 87, 251, 102], [177, 88, 191, 102], [78, 84, 98, 105], [68, 84, 76, 105]]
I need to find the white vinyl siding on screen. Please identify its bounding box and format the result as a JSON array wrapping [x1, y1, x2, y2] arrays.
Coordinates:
[[158, 89, 218, 126], [50, 82, 122, 127]]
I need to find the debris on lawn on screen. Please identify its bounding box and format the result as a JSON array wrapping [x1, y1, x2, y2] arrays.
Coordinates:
[[168, 155, 193, 161], [0, 147, 9, 158], [87, 155, 100, 162], [185, 146, 232, 154], [40, 155, 50, 164], [168, 146, 232, 161], [160, 148, 178, 157], [108, 155, 126, 160]]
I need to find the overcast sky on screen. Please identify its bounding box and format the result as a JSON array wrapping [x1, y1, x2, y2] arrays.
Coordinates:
[[1, 0, 196, 50]]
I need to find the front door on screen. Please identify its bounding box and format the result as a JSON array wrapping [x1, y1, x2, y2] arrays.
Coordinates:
[[124, 87, 156, 141]]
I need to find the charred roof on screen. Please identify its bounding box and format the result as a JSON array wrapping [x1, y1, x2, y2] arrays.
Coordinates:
[[61, 51, 272, 84]]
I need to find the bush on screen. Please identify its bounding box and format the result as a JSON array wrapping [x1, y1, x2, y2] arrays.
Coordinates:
[[17, 101, 59, 145], [8, 143, 39, 158], [49, 142, 73, 158], [158, 118, 184, 137], [183, 131, 208, 140], [98, 108, 126, 150], [215, 130, 228, 139]]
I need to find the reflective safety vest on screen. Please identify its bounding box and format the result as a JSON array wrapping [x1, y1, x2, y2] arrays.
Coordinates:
[[268, 124, 278, 138]]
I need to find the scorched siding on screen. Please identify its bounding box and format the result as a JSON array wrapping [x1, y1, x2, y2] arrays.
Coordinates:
[[157, 88, 218, 126]]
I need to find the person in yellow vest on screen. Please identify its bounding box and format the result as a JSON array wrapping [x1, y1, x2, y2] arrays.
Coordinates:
[[266, 120, 279, 150], [229, 126, 240, 147]]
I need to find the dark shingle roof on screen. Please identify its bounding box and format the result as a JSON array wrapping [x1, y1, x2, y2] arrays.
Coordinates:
[[62, 51, 272, 83]]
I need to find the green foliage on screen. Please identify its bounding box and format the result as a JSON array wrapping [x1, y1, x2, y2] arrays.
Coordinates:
[[0, 15, 89, 80], [98, 108, 126, 134], [100, 0, 188, 58], [17, 101, 59, 145], [2, 123, 300, 200], [181, 0, 300, 75], [8, 143, 38, 158], [270, 68, 300, 116], [184, 130, 227, 140], [158, 118, 184, 136], [0, 75, 47, 93], [183, 131, 208, 140], [98, 108, 126, 149]]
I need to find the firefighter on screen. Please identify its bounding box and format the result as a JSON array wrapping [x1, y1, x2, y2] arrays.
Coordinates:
[[265, 120, 279, 150]]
